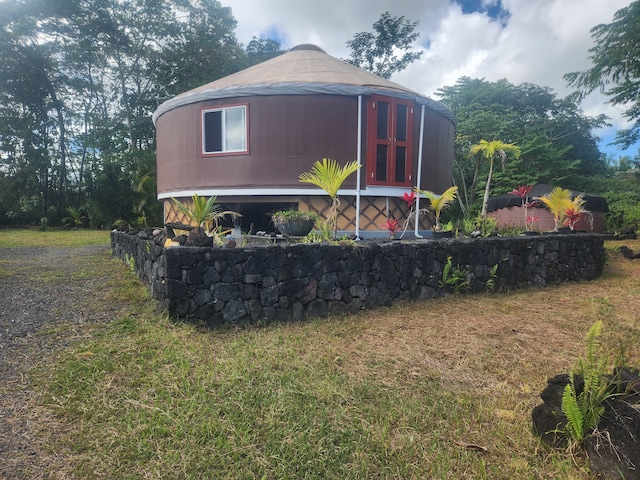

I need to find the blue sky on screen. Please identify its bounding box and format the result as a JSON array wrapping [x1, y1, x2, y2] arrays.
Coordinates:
[[221, 0, 637, 161]]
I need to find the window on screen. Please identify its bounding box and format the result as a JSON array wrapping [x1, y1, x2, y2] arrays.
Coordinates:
[[202, 104, 247, 155], [367, 95, 414, 186]]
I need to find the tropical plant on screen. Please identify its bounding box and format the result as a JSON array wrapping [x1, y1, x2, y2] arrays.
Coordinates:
[[414, 185, 458, 231], [460, 214, 498, 237], [399, 191, 417, 238], [563, 205, 587, 231], [271, 209, 317, 237], [537, 187, 585, 231], [439, 255, 469, 294], [299, 158, 360, 239], [270, 209, 317, 223], [561, 321, 616, 445], [470, 140, 522, 217], [61, 206, 86, 229], [508, 185, 538, 231], [380, 218, 400, 238], [565, 1, 640, 148], [171, 194, 239, 230]]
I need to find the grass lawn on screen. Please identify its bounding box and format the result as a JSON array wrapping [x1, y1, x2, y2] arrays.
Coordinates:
[[7, 230, 640, 479]]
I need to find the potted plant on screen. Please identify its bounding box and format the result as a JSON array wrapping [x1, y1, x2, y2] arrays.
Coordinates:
[[414, 185, 458, 237], [271, 209, 317, 237]]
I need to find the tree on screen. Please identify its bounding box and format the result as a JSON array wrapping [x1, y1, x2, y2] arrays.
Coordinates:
[[0, 0, 262, 227], [345, 12, 423, 79], [565, 1, 640, 149], [245, 36, 284, 65], [437, 77, 608, 217], [470, 140, 521, 217]]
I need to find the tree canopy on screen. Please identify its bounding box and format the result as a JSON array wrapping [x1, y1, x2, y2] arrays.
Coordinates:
[[565, 0, 640, 149], [436, 77, 608, 216], [345, 12, 423, 79], [0, 0, 281, 227]]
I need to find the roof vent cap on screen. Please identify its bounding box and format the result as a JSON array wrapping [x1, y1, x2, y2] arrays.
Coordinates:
[[288, 44, 326, 53]]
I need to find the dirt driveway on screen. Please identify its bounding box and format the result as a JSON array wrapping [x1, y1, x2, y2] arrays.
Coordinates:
[[0, 244, 120, 478]]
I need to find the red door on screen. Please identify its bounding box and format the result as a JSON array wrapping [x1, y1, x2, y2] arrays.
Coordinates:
[[367, 95, 414, 186]]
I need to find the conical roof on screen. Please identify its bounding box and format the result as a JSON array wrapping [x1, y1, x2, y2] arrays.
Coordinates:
[[153, 44, 455, 125]]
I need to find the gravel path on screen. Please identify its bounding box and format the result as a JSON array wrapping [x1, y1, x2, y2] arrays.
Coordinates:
[[0, 244, 120, 478]]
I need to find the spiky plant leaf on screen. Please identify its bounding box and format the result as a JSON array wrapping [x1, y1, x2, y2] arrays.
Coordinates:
[[298, 158, 360, 200], [538, 187, 574, 230]]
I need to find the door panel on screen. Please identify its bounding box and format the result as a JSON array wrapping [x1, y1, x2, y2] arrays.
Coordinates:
[[367, 95, 413, 186]]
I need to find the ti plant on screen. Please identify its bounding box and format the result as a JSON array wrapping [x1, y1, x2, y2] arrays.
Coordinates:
[[508, 185, 538, 231], [399, 191, 417, 239], [380, 218, 400, 238], [561, 320, 615, 445], [299, 158, 360, 239]]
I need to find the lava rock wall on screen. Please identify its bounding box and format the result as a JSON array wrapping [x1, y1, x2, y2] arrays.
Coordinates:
[[111, 232, 605, 328]]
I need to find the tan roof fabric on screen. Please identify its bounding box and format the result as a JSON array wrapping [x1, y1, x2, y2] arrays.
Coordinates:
[[153, 44, 455, 125], [191, 44, 416, 94]]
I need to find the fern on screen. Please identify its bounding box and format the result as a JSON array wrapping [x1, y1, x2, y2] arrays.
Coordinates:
[[561, 320, 614, 444], [561, 381, 584, 441], [439, 256, 469, 294]]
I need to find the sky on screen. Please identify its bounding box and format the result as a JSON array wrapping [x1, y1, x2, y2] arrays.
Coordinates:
[[220, 0, 638, 161]]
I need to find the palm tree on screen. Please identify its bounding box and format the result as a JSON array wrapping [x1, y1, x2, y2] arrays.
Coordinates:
[[299, 158, 360, 239], [414, 185, 458, 231], [470, 140, 522, 217]]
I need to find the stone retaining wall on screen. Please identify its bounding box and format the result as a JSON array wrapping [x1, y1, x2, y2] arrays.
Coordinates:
[[111, 231, 605, 328]]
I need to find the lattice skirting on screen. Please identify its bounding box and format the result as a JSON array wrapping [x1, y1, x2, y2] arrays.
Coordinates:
[[163, 195, 433, 233]]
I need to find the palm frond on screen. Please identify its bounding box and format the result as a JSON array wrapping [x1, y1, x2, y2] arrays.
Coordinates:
[[299, 158, 360, 199]]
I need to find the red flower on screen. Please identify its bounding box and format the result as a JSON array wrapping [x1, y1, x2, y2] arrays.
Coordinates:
[[508, 185, 533, 199], [381, 218, 400, 234], [401, 191, 416, 207]]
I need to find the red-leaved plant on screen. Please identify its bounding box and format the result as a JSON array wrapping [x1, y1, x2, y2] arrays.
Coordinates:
[[398, 191, 417, 238], [380, 218, 400, 238], [563, 206, 584, 230], [508, 185, 537, 231]]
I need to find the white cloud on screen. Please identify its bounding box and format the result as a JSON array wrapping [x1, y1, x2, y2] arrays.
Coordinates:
[[220, 0, 637, 157]]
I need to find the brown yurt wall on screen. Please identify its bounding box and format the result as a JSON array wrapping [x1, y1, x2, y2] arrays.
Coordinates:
[[419, 108, 455, 194], [156, 94, 359, 197]]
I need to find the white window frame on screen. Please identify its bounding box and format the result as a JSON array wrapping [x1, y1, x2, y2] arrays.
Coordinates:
[[201, 104, 248, 155]]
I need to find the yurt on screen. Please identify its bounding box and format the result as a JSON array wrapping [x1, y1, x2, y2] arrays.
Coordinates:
[[152, 44, 456, 236], [486, 184, 609, 233]]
